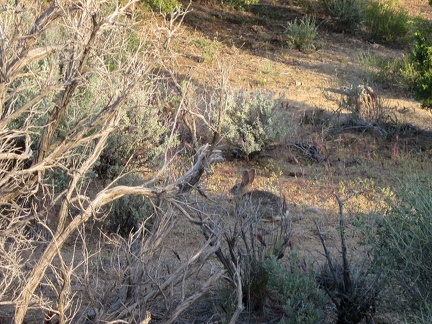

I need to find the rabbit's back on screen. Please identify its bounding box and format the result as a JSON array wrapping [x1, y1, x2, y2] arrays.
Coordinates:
[[235, 190, 286, 220]]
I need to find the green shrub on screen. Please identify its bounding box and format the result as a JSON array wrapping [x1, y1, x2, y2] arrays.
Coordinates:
[[223, 89, 292, 159], [264, 253, 327, 323], [105, 174, 155, 236], [314, 198, 383, 324], [224, 0, 260, 9], [372, 172, 432, 307], [145, 0, 181, 14], [364, 1, 411, 46], [191, 37, 222, 63], [296, 0, 320, 13], [358, 52, 416, 94], [208, 204, 292, 316], [234, 218, 291, 312], [410, 32, 432, 109], [319, 0, 369, 32], [286, 15, 318, 53], [411, 17, 432, 43], [95, 83, 177, 181], [411, 303, 432, 324]]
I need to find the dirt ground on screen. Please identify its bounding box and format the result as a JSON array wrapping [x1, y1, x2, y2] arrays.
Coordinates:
[[169, 0, 432, 242], [162, 0, 432, 322], [178, 0, 432, 124], [13, 1, 432, 322]]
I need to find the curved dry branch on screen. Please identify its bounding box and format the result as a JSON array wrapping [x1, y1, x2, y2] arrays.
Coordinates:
[[14, 141, 219, 322], [0, 1, 230, 322]]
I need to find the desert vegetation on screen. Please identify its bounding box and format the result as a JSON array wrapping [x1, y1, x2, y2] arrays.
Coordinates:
[[1, 0, 432, 323]]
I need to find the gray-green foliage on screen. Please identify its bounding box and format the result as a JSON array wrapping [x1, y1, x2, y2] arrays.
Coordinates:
[[223, 0, 260, 9], [0, 0, 185, 321], [223, 89, 291, 158], [286, 15, 318, 53], [357, 52, 416, 94], [264, 253, 326, 323], [145, 0, 181, 14], [372, 172, 432, 307], [364, 0, 411, 46], [319, 0, 369, 32], [296, 0, 320, 13], [7, 8, 146, 187], [410, 32, 432, 109], [191, 37, 222, 63], [211, 202, 292, 315], [95, 104, 174, 180], [410, 303, 432, 324], [95, 80, 178, 180], [106, 174, 155, 236]]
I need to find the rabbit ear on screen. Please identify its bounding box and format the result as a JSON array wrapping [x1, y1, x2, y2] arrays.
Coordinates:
[[241, 170, 250, 186], [281, 193, 289, 217], [248, 169, 256, 185]]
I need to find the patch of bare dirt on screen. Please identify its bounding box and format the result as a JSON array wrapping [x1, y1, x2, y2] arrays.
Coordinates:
[[177, 0, 432, 130], [163, 1, 432, 321]]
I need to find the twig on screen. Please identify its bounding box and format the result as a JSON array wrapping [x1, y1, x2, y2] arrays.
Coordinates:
[[229, 260, 244, 324], [164, 270, 225, 324], [336, 195, 352, 297]]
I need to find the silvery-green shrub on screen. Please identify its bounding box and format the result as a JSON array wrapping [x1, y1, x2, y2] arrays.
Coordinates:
[[319, 0, 369, 32], [286, 15, 318, 53], [264, 253, 327, 323], [223, 89, 292, 158]]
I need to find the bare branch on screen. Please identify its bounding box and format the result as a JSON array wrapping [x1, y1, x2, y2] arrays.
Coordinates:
[[164, 270, 224, 324], [8, 45, 62, 79], [336, 195, 352, 296], [228, 260, 244, 324]]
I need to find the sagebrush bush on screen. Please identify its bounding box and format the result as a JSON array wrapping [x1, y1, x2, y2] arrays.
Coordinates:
[[410, 32, 432, 109], [105, 174, 155, 236], [223, 0, 260, 9], [232, 217, 291, 312], [208, 200, 292, 316], [223, 89, 292, 159], [264, 253, 327, 323], [364, 1, 411, 46], [95, 84, 177, 180], [357, 52, 416, 94], [411, 16, 432, 43], [145, 0, 181, 14], [286, 15, 318, 53], [371, 172, 432, 308], [45, 168, 73, 194], [316, 199, 383, 324], [411, 303, 432, 324], [191, 37, 222, 63], [296, 0, 320, 13], [319, 0, 369, 32]]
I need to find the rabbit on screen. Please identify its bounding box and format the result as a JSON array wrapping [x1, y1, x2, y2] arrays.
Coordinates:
[[230, 169, 289, 221]]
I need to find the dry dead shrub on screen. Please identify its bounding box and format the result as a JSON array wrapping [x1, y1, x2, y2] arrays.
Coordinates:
[[315, 197, 383, 324], [0, 1, 229, 322]]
